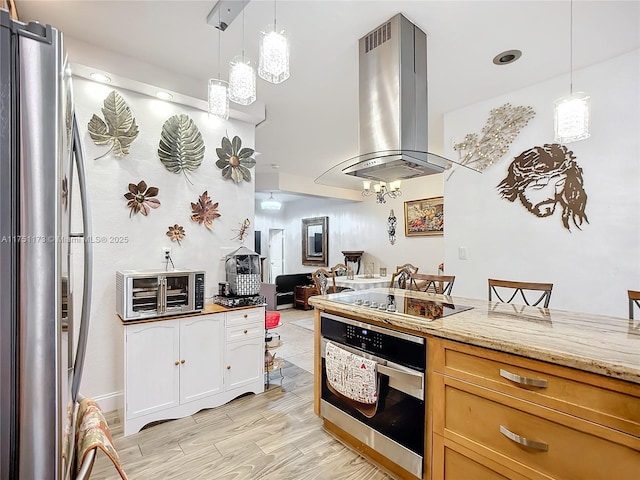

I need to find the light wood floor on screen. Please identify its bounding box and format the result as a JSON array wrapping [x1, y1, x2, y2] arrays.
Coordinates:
[[91, 308, 393, 479]]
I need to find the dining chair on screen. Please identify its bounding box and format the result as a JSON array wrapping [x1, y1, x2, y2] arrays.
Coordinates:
[[407, 273, 456, 295], [312, 268, 353, 295], [331, 263, 349, 277], [629, 290, 640, 319], [389, 263, 419, 288], [488, 279, 553, 308]]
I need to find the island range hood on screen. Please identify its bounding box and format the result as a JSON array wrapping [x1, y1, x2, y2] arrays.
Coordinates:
[[342, 13, 450, 183]]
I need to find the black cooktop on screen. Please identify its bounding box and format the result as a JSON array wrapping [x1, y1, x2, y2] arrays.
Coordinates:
[[333, 291, 473, 321]]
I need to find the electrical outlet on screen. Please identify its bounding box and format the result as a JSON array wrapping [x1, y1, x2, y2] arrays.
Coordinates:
[[162, 247, 172, 261]]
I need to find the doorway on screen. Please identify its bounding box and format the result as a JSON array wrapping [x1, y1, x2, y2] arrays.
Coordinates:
[[268, 228, 284, 282]]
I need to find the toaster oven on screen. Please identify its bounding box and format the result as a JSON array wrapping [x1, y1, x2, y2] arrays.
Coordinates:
[[116, 269, 205, 321]]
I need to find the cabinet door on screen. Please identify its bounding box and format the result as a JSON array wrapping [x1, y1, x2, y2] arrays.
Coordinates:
[[179, 314, 224, 404], [125, 321, 180, 419], [225, 336, 264, 391]]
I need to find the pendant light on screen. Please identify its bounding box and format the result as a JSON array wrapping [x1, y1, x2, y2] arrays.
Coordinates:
[[208, 9, 229, 120], [261, 192, 282, 210], [554, 0, 590, 143], [258, 0, 290, 84], [229, 6, 256, 105]]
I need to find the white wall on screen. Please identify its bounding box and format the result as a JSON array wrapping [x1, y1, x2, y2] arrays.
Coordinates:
[[255, 174, 446, 279], [73, 78, 256, 410], [443, 50, 640, 318]]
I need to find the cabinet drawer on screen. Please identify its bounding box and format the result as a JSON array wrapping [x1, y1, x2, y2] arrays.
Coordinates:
[[432, 339, 640, 436], [441, 381, 640, 480], [226, 321, 263, 342], [226, 307, 264, 327]]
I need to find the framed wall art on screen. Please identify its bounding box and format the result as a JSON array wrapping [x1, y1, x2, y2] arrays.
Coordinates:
[[404, 197, 444, 236]]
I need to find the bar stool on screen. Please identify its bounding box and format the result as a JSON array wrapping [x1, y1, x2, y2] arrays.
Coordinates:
[[488, 279, 553, 308], [407, 273, 456, 295]]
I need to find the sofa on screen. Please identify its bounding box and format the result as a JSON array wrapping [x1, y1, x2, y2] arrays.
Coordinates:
[[260, 273, 314, 310]]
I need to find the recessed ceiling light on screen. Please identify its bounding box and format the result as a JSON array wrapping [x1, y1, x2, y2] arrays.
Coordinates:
[[156, 91, 173, 100], [493, 49, 522, 66], [90, 72, 111, 83]]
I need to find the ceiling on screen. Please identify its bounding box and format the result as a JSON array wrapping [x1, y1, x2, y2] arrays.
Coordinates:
[[16, 0, 640, 204]]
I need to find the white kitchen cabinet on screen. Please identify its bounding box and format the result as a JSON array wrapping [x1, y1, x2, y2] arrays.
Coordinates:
[[225, 308, 265, 391], [123, 307, 264, 436]]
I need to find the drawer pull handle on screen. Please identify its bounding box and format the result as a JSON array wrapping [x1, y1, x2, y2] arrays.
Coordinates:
[[500, 369, 548, 388], [180, 359, 185, 364], [499, 425, 548, 451], [174, 361, 179, 366], [244, 314, 248, 318], [226, 365, 231, 370], [244, 329, 248, 334]]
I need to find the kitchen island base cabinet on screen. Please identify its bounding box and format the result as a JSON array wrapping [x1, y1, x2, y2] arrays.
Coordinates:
[[124, 307, 265, 436], [429, 338, 640, 480]]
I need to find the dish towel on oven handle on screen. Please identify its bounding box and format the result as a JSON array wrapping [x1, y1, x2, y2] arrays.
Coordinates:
[[325, 341, 379, 418]]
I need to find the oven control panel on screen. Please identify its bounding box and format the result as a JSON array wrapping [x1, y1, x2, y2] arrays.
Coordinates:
[[346, 324, 384, 352]]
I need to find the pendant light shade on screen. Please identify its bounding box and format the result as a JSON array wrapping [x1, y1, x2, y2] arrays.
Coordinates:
[[261, 192, 282, 210], [229, 55, 256, 105], [259, 26, 290, 84], [208, 79, 229, 120], [554, 92, 590, 143], [553, 0, 590, 144]]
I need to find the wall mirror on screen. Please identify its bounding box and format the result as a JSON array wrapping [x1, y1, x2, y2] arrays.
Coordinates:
[[302, 216, 328, 266]]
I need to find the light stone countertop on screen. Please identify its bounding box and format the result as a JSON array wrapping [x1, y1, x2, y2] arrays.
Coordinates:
[[308, 288, 640, 385]]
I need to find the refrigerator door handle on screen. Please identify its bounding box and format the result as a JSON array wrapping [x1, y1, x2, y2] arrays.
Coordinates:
[[70, 113, 93, 403]]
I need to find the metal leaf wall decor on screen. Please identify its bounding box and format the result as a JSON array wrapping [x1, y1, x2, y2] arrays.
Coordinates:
[[123, 180, 160, 217], [158, 114, 205, 181], [497, 144, 588, 232], [166, 224, 186, 244], [448, 103, 535, 180], [190, 191, 221, 230], [215, 135, 256, 183], [87, 90, 139, 160]]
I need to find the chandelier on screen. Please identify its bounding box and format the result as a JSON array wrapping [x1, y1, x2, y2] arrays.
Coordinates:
[[261, 192, 282, 210], [208, 9, 229, 119], [362, 180, 402, 204], [554, 0, 590, 143]]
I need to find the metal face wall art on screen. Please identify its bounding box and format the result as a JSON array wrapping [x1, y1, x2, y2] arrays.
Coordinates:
[[497, 144, 588, 232]]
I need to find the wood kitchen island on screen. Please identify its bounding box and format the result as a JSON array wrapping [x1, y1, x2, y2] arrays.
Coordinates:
[[309, 289, 640, 480]]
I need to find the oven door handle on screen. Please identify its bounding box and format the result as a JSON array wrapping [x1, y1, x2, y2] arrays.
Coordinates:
[[321, 338, 424, 400]]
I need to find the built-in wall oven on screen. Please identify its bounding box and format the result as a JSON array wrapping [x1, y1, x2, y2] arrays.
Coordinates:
[[320, 312, 426, 479]]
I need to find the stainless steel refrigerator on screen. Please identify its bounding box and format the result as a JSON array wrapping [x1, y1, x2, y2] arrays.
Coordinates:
[[1, 9, 93, 479]]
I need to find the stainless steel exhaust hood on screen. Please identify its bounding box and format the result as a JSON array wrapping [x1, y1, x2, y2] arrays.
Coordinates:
[[342, 13, 450, 182]]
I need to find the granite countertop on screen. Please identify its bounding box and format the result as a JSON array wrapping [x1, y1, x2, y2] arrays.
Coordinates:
[[118, 302, 264, 325], [308, 288, 640, 385]]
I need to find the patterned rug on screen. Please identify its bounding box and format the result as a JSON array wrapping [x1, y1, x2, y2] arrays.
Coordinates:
[[291, 317, 315, 332]]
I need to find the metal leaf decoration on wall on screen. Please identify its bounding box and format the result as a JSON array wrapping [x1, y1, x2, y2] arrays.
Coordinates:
[[190, 191, 221, 230], [447, 103, 535, 180], [123, 180, 160, 217], [158, 114, 205, 182], [215, 135, 256, 183], [166, 224, 186, 245], [497, 143, 588, 232], [87, 90, 139, 160]]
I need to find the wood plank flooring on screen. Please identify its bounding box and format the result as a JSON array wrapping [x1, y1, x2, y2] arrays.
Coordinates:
[[91, 308, 393, 479]]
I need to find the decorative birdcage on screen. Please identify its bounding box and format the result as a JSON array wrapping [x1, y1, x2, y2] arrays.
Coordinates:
[[225, 246, 261, 296]]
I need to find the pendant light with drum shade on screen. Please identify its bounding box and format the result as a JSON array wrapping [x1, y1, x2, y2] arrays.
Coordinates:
[[261, 192, 281, 210], [208, 10, 229, 120], [554, 0, 591, 143], [258, 0, 290, 84], [229, 7, 256, 105]]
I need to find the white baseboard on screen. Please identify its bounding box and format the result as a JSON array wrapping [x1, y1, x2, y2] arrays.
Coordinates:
[[93, 390, 123, 414]]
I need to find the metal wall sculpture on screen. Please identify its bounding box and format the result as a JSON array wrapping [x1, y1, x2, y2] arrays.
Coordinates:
[[215, 135, 256, 183], [190, 191, 221, 230], [387, 209, 397, 245], [88, 90, 139, 160], [123, 180, 160, 217], [166, 224, 186, 244], [449, 103, 535, 179], [158, 114, 205, 180], [497, 143, 588, 232]]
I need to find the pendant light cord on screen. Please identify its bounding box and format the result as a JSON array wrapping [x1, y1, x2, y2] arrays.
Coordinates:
[[274, 0, 277, 30], [242, 3, 245, 57], [217, 9, 222, 78], [570, 0, 573, 95]]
